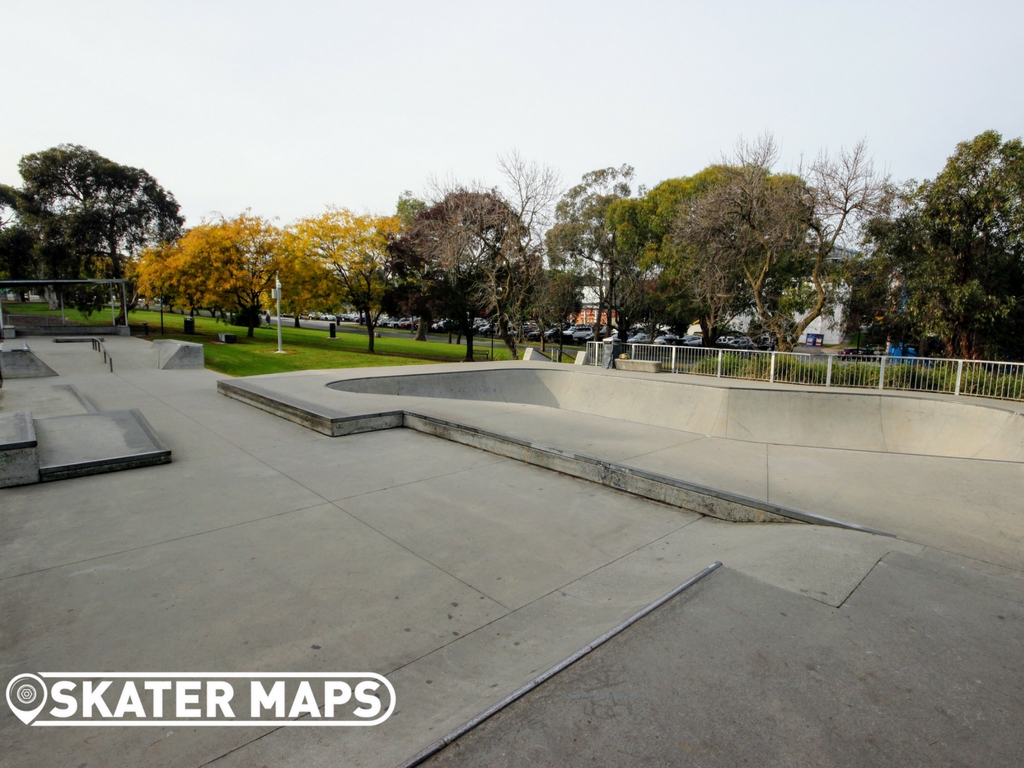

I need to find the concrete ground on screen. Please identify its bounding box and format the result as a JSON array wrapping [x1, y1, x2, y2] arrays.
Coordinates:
[[423, 555, 1024, 768], [1, 336, 1022, 767]]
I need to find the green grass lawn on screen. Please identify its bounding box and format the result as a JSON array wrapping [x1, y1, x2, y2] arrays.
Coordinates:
[[2, 302, 516, 376]]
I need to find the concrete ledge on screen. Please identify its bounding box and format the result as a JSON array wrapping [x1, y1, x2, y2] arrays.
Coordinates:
[[573, 351, 589, 365], [614, 359, 663, 373], [217, 376, 887, 533], [154, 339, 205, 369], [217, 379, 404, 436], [402, 412, 889, 532], [0, 411, 40, 488]]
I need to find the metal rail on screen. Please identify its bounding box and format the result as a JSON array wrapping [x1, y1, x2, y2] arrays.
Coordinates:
[[586, 341, 1024, 403]]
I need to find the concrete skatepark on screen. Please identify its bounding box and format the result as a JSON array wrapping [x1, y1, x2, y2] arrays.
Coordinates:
[[1, 336, 1022, 766]]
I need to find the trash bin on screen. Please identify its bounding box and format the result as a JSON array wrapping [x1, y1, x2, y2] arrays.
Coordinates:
[[142, 322, 149, 336], [602, 340, 623, 369], [183, 317, 195, 334], [329, 322, 336, 339]]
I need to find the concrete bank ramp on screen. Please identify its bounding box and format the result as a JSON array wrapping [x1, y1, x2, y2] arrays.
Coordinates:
[[0, 341, 59, 379], [154, 339, 204, 369], [328, 368, 1024, 462]]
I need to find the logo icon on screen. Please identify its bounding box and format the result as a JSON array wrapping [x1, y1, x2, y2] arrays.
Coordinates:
[[6, 674, 48, 725]]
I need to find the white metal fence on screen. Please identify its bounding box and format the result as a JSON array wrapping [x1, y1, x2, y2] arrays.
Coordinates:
[[585, 341, 1024, 403]]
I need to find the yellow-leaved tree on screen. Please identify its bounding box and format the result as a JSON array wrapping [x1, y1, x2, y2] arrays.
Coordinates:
[[279, 225, 343, 327], [199, 212, 284, 338], [289, 208, 400, 352]]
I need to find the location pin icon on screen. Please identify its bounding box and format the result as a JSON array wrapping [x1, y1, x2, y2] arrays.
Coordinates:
[[6, 674, 48, 725]]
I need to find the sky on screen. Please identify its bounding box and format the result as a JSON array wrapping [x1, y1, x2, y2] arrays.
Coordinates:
[[2, 0, 1021, 226]]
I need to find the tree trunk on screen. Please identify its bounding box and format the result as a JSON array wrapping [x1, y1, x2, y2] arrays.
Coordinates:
[[499, 325, 518, 360], [461, 314, 474, 362], [364, 309, 376, 353], [247, 314, 255, 338], [415, 310, 431, 341], [294, 316, 301, 328]]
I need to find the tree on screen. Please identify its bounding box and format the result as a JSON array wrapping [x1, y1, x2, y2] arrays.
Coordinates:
[[0, 184, 37, 284], [16, 144, 183, 319], [136, 241, 186, 333], [401, 191, 503, 361], [160, 213, 284, 337], [291, 208, 400, 352], [391, 192, 438, 341], [864, 131, 1024, 359], [665, 168, 751, 343], [547, 166, 634, 338], [677, 136, 885, 350], [279, 227, 340, 327], [479, 152, 560, 359], [532, 266, 586, 356]]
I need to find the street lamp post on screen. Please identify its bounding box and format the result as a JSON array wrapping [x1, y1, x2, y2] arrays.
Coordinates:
[[274, 273, 284, 354]]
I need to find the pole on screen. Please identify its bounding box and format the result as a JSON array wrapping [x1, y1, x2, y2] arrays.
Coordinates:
[[60, 291, 66, 326], [0, 289, 4, 336], [121, 282, 128, 327], [111, 291, 116, 326], [275, 273, 284, 354]]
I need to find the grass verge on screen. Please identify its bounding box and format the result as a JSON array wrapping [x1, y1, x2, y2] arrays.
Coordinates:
[[3, 303, 516, 376]]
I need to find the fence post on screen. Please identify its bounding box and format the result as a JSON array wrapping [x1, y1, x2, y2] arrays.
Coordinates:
[[769, 352, 776, 383], [826, 355, 833, 388], [671, 345, 677, 374], [955, 359, 963, 396], [879, 356, 886, 391], [716, 349, 723, 378]]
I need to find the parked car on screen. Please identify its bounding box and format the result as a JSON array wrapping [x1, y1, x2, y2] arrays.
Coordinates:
[[572, 327, 595, 343], [722, 336, 756, 350]]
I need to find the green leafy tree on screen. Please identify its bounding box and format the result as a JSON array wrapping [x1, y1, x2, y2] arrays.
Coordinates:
[[547, 166, 634, 337], [0, 184, 37, 285], [865, 130, 1024, 359], [15, 144, 183, 318]]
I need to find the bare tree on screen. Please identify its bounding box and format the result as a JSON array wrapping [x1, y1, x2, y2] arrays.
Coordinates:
[[412, 153, 560, 361], [685, 135, 887, 350]]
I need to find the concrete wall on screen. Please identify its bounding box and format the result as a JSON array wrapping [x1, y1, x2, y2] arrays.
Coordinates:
[[327, 368, 1024, 462]]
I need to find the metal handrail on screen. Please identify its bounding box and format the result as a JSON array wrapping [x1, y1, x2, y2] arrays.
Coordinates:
[[586, 341, 1024, 403]]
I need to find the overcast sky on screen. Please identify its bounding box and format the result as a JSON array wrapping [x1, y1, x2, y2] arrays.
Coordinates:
[[2, 1, 1021, 226]]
